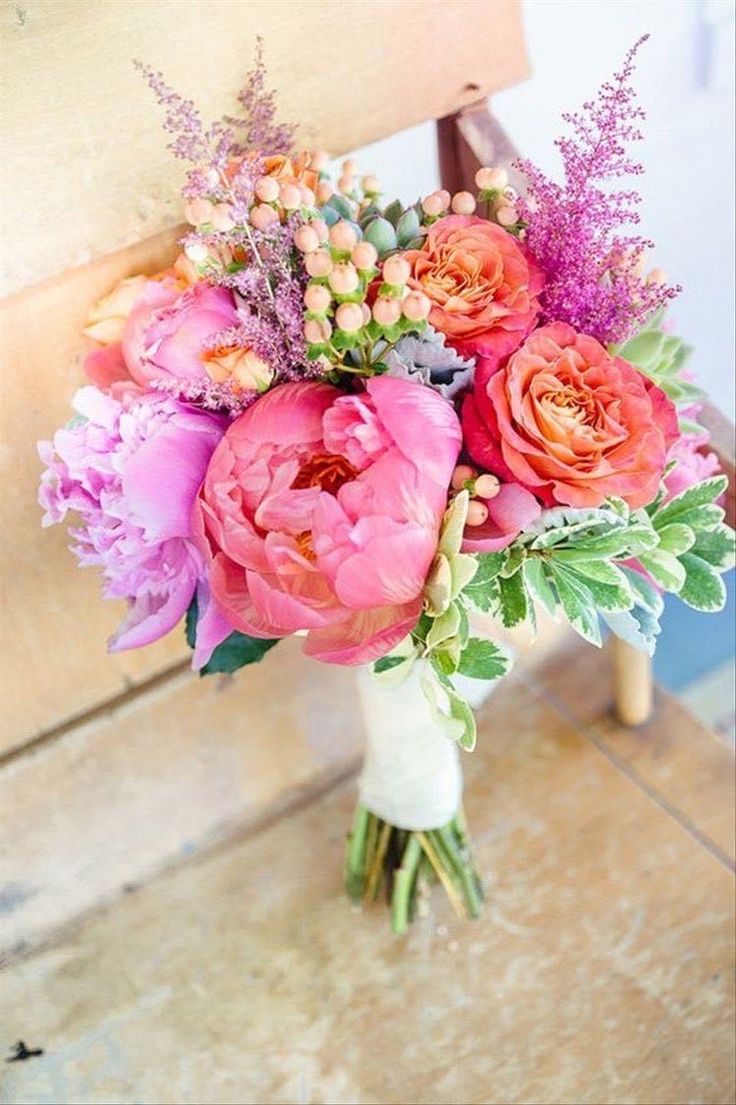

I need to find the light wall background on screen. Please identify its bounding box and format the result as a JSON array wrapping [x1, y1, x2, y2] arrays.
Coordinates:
[[339, 0, 735, 416]]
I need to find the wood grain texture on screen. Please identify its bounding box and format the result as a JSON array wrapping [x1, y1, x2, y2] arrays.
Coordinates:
[[1, 0, 528, 295], [0, 229, 186, 756], [2, 650, 733, 1103]]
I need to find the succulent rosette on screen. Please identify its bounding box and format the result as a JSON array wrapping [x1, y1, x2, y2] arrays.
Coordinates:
[[38, 42, 734, 933]]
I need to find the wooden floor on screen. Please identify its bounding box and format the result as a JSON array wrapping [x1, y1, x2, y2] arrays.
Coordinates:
[[2, 639, 734, 1105]]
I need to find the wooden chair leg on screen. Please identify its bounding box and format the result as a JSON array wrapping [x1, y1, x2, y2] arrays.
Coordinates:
[[611, 637, 653, 726]]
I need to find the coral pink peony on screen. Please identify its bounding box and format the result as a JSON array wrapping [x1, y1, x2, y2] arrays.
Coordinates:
[[38, 388, 226, 653], [195, 377, 462, 666], [462, 322, 678, 510], [404, 214, 544, 360]]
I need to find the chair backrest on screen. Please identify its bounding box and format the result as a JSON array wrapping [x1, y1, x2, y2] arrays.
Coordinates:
[[0, 0, 528, 757]]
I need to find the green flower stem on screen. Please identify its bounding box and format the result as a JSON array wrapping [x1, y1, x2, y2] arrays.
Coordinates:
[[344, 801, 483, 934]]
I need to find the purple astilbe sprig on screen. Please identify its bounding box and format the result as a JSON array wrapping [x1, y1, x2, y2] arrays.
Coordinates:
[[516, 36, 680, 344], [224, 37, 294, 157], [149, 376, 261, 416]]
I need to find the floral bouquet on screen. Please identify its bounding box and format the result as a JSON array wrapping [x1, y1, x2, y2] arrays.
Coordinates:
[[39, 40, 734, 933]]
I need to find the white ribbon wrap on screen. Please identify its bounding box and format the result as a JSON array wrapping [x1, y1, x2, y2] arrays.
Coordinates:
[[356, 664, 493, 831]]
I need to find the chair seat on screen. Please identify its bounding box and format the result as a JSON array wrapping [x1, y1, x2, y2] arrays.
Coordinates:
[[4, 638, 733, 1105]]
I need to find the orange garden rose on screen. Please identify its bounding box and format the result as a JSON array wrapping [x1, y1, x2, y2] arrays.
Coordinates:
[[404, 214, 544, 360], [462, 322, 679, 509], [261, 152, 319, 194]]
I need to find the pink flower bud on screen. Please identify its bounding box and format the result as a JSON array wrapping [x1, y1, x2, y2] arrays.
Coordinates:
[[304, 283, 332, 312], [254, 176, 280, 203], [401, 292, 431, 322], [372, 297, 401, 326], [382, 255, 411, 285], [474, 473, 500, 499], [294, 225, 320, 253], [451, 465, 476, 491], [184, 198, 213, 226], [466, 500, 489, 527], [361, 173, 380, 194], [316, 180, 334, 204], [328, 263, 360, 295], [250, 204, 279, 230], [329, 220, 359, 252], [351, 241, 378, 270], [451, 191, 476, 215], [305, 250, 333, 278], [335, 302, 365, 333], [475, 166, 507, 191], [210, 203, 235, 232], [304, 318, 332, 344], [279, 183, 302, 210], [496, 205, 518, 227], [421, 192, 445, 217]]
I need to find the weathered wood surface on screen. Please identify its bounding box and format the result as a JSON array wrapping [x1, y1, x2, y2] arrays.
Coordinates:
[[1, 0, 528, 295], [2, 638, 733, 1104]]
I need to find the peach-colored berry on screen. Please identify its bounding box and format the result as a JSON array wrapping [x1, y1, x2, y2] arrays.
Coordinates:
[[310, 150, 330, 172], [305, 250, 333, 278], [351, 241, 378, 270], [437, 189, 451, 207], [250, 204, 279, 230], [372, 297, 401, 326], [210, 203, 235, 232], [451, 465, 476, 491], [184, 241, 209, 264], [311, 218, 329, 243], [279, 183, 302, 210], [184, 198, 214, 226], [382, 255, 411, 285], [451, 191, 476, 215], [316, 180, 334, 204], [300, 185, 316, 208], [361, 173, 380, 194], [328, 263, 360, 295], [466, 500, 489, 527], [402, 292, 431, 322], [329, 220, 359, 252], [304, 284, 331, 312], [361, 302, 372, 325], [647, 267, 667, 285], [342, 158, 358, 175], [335, 302, 364, 333], [496, 205, 518, 227], [254, 176, 280, 203], [294, 225, 320, 253], [474, 473, 501, 499], [304, 318, 332, 344], [337, 174, 355, 195], [421, 192, 445, 217], [476, 166, 508, 191]]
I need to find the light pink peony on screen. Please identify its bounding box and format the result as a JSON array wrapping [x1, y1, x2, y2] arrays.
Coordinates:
[[195, 377, 462, 666], [38, 387, 226, 653]]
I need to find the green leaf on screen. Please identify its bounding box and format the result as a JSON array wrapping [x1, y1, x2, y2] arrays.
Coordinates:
[[656, 523, 696, 556], [199, 631, 280, 675], [560, 569, 633, 611], [450, 553, 479, 600], [653, 476, 728, 527], [461, 552, 505, 611], [457, 637, 512, 680], [523, 557, 558, 616], [638, 549, 687, 593], [667, 503, 724, 533], [678, 552, 728, 612], [550, 555, 629, 587], [439, 491, 469, 557], [620, 566, 664, 616], [420, 668, 477, 750], [691, 524, 736, 570], [497, 569, 529, 628], [374, 655, 408, 674], [426, 603, 461, 651], [548, 565, 602, 646]]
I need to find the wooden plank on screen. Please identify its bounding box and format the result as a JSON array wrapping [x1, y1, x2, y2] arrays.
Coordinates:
[[1, 0, 528, 295], [0, 228, 187, 756], [2, 671, 733, 1103], [0, 637, 364, 955]]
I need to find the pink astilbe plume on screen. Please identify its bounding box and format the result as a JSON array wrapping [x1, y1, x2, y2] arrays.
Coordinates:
[[516, 36, 680, 344]]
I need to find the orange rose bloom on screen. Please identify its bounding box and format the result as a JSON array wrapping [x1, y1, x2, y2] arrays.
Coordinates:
[[404, 214, 544, 359], [261, 152, 319, 194], [462, 322, 679, 509]]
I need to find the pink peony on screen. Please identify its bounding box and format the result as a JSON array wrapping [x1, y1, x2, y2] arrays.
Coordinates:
[[195, 377, 462, 666], [38, 387, 226, 652], [462, 322, 679, 510]]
